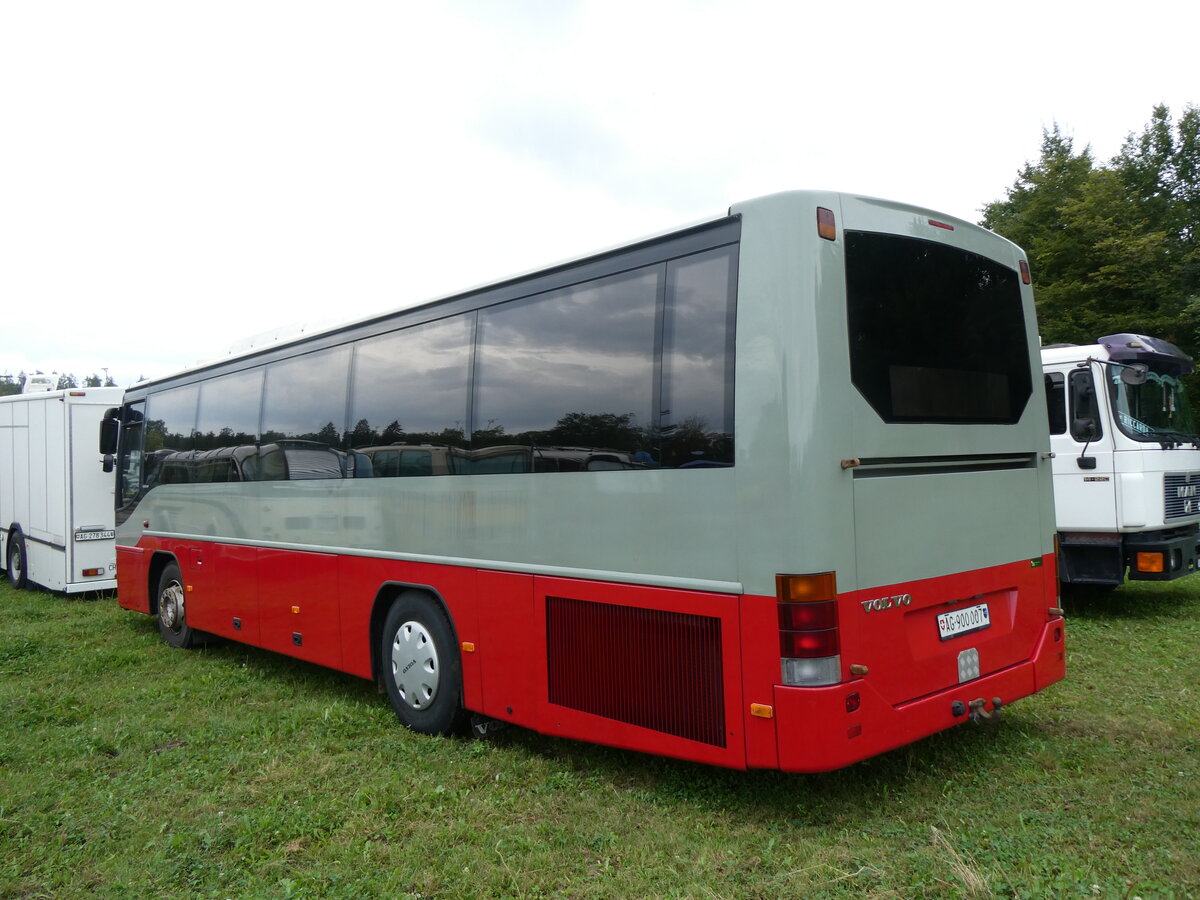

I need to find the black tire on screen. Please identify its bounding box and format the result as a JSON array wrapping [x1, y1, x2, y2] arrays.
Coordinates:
[[156, 561, 197, 649], [6, 532, 28, 590], [380, 591, 466, 736]]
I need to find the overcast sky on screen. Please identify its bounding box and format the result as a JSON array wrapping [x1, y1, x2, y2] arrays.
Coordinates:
[[1, 0, 1196, 386]]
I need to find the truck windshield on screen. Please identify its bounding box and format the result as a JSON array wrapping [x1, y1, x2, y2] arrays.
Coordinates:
[[1107, 368, 1200, 444]]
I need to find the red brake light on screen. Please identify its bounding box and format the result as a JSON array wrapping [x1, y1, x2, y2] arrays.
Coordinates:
[[780, 628, 840, 658], [778, 599, 837, 631]]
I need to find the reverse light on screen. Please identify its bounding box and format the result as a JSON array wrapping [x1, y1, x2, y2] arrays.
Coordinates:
[[777, 573, 842, 687], [1136, 551, 1165, 574]]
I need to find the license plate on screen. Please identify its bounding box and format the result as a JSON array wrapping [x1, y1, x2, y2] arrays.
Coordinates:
[[938, 602, 991, 641], [74, 530, 115, 542]]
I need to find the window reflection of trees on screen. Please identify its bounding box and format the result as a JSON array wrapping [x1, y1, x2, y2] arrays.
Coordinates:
[[139, 239, 737, 483]]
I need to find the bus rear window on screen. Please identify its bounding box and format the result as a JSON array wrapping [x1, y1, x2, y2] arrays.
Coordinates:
[[845, 231, 1032, 424]]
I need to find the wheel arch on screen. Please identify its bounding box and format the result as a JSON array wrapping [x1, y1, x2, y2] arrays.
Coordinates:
[[146, 550, 179, 615], [368, 581, 460, 686]]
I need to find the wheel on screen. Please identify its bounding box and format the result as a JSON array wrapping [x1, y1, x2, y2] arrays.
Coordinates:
[[6, 532, 28, 590], [156, 561, 197, 649], [380, 591, 466, 735]]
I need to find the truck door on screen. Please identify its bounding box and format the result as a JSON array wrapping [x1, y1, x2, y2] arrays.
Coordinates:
[[68, 401, 117, 588]]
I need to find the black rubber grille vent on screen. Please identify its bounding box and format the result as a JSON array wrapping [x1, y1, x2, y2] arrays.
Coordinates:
[[546, 595, 726, 747]]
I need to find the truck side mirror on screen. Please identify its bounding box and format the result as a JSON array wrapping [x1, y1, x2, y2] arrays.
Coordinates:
[[1120, 363, 1149, 385], [99, 413, 119, 456], [1070, 418, 1098, 443]]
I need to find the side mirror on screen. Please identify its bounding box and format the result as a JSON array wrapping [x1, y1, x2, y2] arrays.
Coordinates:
[[1120, 363, 1149, 386], [1076, 456, 1097, 470], [102, 453, 114, 474], [99, 411, 119, 455], [1070, 418, 1098, 443]]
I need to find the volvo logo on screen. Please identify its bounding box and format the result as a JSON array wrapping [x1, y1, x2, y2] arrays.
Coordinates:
[[861, 593, 913, 612]]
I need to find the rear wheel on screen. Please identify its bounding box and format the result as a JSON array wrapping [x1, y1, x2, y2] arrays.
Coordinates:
[[6, 532, 28, 590], [156, 561, 197, 648], [380, 591, 466, 735]]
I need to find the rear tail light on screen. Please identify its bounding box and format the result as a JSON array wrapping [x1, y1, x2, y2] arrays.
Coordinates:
[[777, 573, 841, 686], [1020, 260, 1032, 285]]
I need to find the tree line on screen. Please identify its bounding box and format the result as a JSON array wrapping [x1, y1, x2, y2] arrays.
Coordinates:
[[981, 104, 1199, 362], [0, 373, 119, 397]]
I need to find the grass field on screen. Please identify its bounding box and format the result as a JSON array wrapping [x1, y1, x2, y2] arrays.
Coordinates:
[[1, 579, 1197, 899]]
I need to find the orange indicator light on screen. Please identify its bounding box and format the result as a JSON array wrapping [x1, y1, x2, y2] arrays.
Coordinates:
[[1136, 552, 1165, 573], [750, 703, 774, 719], [816, 207, 836, 241]]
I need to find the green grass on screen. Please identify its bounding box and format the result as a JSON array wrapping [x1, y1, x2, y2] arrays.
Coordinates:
[[1, 580, 1197, 899]]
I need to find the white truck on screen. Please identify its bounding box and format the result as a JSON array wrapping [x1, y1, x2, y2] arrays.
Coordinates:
[[1042, 333, 1200, 588], [0, 387, 123, 592]]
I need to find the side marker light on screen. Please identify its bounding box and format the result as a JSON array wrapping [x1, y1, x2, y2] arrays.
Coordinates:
[[817, 207, 837, 241]]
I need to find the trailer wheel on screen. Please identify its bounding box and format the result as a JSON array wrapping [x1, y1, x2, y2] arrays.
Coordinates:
[[156, 561, 197, 649], [6, 532, 28, 590], [380, 592, 466, 736]]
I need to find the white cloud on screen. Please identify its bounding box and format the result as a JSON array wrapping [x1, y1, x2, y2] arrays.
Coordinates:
[[1, 0, 1196, 384]]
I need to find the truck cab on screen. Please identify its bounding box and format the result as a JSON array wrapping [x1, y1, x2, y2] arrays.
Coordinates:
[[1043, 333, 1200, 587]]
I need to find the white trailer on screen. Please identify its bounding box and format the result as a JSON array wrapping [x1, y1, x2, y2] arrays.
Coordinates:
[[1042, 334, 1200, 587], [1, 387, 123, 593]]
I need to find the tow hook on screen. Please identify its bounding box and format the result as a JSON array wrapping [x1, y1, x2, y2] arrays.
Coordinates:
[[968, 697, 1003, 725]]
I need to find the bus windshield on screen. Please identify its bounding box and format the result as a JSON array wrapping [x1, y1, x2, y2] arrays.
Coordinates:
[[1107, 368, 1200, 444]]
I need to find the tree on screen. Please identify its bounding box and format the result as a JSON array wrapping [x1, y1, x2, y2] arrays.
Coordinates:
[[982, 106, 1200, 361]]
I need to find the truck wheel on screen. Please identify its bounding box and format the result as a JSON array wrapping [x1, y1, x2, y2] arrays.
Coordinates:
[[6, 532, 28, 590], [380, 591, 466, 736], [156, 561, 197, 649]]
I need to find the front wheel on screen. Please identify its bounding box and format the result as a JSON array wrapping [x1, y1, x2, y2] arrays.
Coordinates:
[[6, 532, 28, 590], [380, 592, 466, 736], [156, 561, 197, 649]]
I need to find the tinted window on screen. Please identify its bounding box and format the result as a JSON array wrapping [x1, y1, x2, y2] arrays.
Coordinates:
[[846, 232, 1032, 424], [1045, 372, 1066, 435], [195, 368, 263, 452], [349, 316, 473, 452], [660, 246, 737, 467], [145, 385, 199, 453], [473, 267, 659, 454], [116, 402, 146, 515], [262, 346, 352, 448]]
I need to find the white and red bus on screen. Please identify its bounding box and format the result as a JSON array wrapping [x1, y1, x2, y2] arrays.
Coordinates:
[[101, 190, 1065, 771]]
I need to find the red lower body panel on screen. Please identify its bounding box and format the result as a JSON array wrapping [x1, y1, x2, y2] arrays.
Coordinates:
[[118, 537, 1064, 772], [771, 615, 1065, 772]]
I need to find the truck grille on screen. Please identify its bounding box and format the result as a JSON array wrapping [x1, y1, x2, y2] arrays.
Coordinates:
[[1163, 471, 1200, 519]]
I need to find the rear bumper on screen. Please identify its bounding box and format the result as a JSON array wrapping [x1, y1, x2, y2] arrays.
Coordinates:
[[770, 616, 1065, 772]]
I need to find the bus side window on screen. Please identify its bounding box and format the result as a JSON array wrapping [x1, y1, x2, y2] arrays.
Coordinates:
[[1044, 372, 1066, 435], [1068, 369, 1102, 442]]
